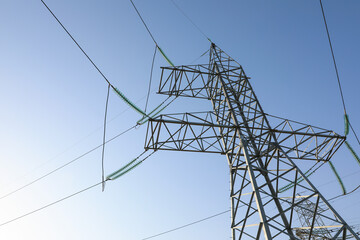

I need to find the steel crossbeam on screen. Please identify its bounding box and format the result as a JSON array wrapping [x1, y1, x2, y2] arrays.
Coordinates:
[[145, 43, 359, 240], [145, 111, 344, 162]]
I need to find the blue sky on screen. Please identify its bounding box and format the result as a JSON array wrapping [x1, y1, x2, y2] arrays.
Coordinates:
[[0, 0, 360, 239]]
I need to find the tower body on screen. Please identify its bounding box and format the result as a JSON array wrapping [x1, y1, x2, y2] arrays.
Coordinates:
[[145, 44, 359, 239]]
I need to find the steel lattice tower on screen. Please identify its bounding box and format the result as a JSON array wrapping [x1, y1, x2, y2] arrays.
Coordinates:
[[145, 43, 359, 239], [293, 197, 360, 239], [293, 197, 333, 239]]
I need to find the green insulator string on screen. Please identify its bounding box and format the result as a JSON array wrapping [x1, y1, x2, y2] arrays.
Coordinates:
[[328, 161, 346, 195], [106, 151, 156, 181], [157, 46, 175, 67], [137, 97, 169, 124], [112, 79, 176, 125], [106, 157, 140, 180], [109, 161, 144, 180], [137, 97, 177, 125], [112, 86, 148, 117], [344, 114, 350, 136], [343, 114, 360, 167], [345, 141, 360, 166]]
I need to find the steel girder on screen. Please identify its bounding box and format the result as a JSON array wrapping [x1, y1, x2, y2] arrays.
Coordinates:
[[145, 43, 358, 240]]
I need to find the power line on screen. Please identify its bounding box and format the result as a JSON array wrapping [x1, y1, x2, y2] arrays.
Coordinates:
[[319, 1, 360, 205], [128, 0, 175, 68], [36, 2, 359, 237], [317, 169, 360, 189], [4, 92, 150, 189], [0, 125, 136, 200], [141, 196, 271, 240], [190, 48, 210, 64], [40, 0, 148, 118], [141, 209, 231, 240], [319, 0, 360, 145], [349, 121, 360, 146], [0, 150, 157, 228], [0, 180, 105, 228], [319, 0, 346, 114], [40, 0, 111, 86], [141, 168, 360, 240], [10, 0, 175, 198], [129, 0, 158, 46], [328, 183, 360, 202], [170, 0, 211, 43]]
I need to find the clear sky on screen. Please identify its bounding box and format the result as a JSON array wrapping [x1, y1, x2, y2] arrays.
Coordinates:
[[0, 0, 360, 239]]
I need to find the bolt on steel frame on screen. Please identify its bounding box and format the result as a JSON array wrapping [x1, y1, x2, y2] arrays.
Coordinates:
[[145, 43, 359, 239]]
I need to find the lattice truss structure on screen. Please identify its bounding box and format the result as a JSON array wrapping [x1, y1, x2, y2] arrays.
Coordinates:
[[144, 43, 359, 240], [293, 198, 360, 240], [294, 198, 336, 240]]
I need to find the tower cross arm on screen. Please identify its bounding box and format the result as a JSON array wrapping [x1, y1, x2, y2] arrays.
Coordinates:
[[158, 64, 247, 100], [144, 111, 345, 162]]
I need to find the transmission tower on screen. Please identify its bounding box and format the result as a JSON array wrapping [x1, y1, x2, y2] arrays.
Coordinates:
[[293, 197, 334, 239], [144, 43, 359, 239], [293, 197, 360, 240]]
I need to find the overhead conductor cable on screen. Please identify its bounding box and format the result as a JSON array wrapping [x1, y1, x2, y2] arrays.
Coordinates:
[[129, 0, 175, 67], [0, 125, 136, 200], [170, 0, 212, 43], [319, 0, 360, 145], [0, 150, 157, 228], [319, 0, 360, 194], [40, 0, 167, 120]]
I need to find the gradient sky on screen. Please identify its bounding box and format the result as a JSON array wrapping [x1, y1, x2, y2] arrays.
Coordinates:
[[0, 0, 360, 239]]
